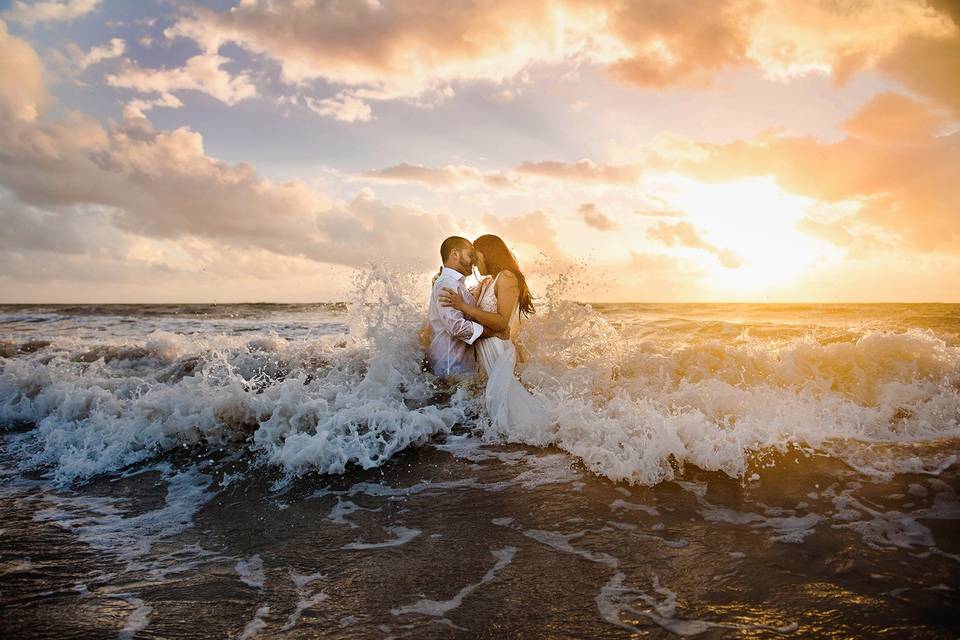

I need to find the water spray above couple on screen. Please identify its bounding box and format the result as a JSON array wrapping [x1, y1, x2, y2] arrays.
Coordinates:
[[423, 235, 553, 443]]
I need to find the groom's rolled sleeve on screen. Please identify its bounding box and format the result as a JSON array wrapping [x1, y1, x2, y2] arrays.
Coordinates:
[[440, 305, 483, 345], [465, 320, 483, 345]]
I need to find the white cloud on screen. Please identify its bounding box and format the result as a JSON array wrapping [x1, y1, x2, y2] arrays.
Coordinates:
[[304, 93, 373, 123], [0, 26, 459, 293], [106, 53, 257, 106], [125, 93, 184, 116], [3, 0, 99, 25], [71, 37, 124, 71]]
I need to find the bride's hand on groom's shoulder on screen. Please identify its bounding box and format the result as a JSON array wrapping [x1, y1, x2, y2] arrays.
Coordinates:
[[438, 287, 466, 312]]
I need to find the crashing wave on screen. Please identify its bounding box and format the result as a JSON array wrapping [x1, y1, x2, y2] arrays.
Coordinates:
[[1, 267, 958, 485]]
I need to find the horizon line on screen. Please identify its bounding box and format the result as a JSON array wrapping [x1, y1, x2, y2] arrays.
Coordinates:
[[2, 300, 959, 306]]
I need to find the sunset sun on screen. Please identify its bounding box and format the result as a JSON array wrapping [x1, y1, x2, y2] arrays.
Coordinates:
[[660, 175, 843, 295]]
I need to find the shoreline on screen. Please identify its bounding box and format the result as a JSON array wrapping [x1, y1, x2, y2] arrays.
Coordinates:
[[2, 433, 958, 638]]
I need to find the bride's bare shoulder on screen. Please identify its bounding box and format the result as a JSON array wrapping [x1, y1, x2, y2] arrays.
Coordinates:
[[496, 270, 518, 285]]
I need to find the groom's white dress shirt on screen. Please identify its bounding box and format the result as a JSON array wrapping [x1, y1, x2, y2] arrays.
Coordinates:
[[426, 267, 484, 378]]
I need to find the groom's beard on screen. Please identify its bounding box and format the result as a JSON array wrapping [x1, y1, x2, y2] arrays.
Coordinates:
[[455, 257, 473, 276]]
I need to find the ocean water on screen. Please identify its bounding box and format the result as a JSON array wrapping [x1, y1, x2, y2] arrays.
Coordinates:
[[1, 271, 958, 638]]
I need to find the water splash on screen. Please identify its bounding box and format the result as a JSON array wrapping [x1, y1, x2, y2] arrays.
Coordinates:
[[1, 266, 958, 486]]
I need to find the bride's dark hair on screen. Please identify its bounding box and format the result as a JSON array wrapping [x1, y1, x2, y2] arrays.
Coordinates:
[[473, 234, 535, 317]]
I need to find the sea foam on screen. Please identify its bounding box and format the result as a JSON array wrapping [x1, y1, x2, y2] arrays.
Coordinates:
[[1, 268, 958, 487]]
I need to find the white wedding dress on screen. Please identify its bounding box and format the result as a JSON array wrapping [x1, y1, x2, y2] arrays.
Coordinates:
[[475, 273, 553, 444]]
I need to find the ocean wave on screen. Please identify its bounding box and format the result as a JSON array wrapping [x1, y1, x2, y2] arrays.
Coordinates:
[[1, 268, 958, 486]]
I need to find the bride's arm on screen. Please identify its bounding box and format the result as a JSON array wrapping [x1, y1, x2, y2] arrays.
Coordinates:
[[438, 272, 519, 334]]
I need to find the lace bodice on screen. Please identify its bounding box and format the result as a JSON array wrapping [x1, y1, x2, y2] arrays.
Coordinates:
[[478, 273, 520, 337], [478, 275, 498, 312], [479, 273, 519, 318]]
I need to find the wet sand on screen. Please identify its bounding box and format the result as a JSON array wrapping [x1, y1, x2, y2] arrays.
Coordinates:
[[2, 434, 958, 639]]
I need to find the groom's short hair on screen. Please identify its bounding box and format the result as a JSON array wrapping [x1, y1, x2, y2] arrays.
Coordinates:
[[440, 236, 471, 262]]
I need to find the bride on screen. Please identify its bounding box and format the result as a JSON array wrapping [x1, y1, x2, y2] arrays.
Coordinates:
[[438, 235, 552, 444]]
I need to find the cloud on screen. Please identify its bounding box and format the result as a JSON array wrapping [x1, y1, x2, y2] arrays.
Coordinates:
[[628, 251, 684, 272], [159, 0, 960, 121], [879, 32, 960, 115], [304, 93, 372, 123], [577, 203, 617, 230], [743, 1, 960, 116], [647, 221, 742, 268], [515, 159, 642, 185], [0, 20, 47, 122], [795, 214, 890, 259], [72, 37, 124, 71], [660, 100, 960, 252], [0, 28, 456, 284], [745, 0, 953, 79], [315, 189, 456, 268], [635, 203, 686, 218], [841, 91, 951, 142], [617, 250, 710, 301], [126, 92, 184, 115], [160, 0, 760, 99], [106, 53, 257, 107], [359, 158, 642, 191], [1, 109, 454, 269], [3, 0, 98, 25], [164, 0, 600, 99], [0, 190, 125, 255], [359, 162, 513, 190], [602, 0, 757, 88], [479, 210, 562, 258]]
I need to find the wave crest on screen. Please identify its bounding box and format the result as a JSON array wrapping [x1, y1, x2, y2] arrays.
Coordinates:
[[1, 268, 958, 485]]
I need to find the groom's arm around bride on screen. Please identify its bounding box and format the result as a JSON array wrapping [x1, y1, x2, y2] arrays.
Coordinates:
[[424, 236, 484, 380]]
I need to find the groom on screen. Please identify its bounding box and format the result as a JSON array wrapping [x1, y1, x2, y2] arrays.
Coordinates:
[[426, 236, 485, 379]]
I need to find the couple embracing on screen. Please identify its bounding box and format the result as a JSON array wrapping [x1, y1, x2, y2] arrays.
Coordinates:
[[424, 235, 551, 442]]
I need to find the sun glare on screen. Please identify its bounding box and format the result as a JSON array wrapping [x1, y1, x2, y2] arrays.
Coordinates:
[[659, 175, 842, 297]]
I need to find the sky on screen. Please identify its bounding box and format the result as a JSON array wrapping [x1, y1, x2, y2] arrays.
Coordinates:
[[0, 0, 958, 303]]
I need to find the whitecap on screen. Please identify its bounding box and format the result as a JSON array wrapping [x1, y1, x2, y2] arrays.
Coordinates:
[[391, 547, 515, 618], [238, 605, 270, 640], [341, 526, 421, 550], [235, 555, 265, 589]]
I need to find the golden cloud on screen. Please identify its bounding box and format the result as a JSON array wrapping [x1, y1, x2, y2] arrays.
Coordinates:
[[841, 91, 951, 141], [359, 163, 514, 190], [662, 97, 960, 252], [161, 0, 960, 119], [577, 203, 618, 231], [603, 0, 756, 88], [165, 0, 603, 98], [515, 159, 642, 185], [479, 210, 563, 258], [647, 221, 742, 268], [879, 32, 960, 114]]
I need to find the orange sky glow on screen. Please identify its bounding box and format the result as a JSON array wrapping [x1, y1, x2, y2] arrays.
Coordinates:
[[0, 0, 958, 302]]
